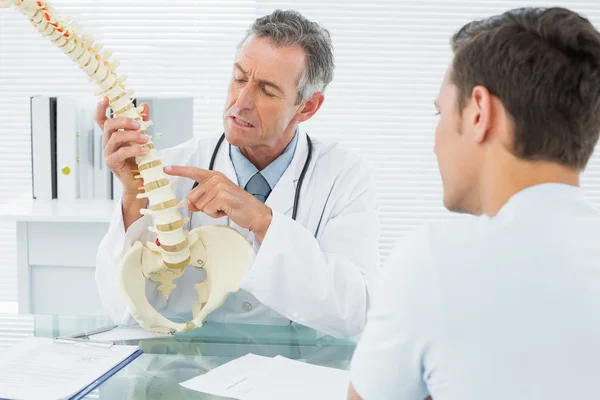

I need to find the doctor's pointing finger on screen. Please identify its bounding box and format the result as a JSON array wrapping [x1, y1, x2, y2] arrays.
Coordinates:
[[164, 165, 273, 242]]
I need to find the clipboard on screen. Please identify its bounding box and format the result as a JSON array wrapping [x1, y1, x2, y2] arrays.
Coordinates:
[[51, 336, 144, 399], [0, 336, 143, 400], [69, 348, 143, 400]]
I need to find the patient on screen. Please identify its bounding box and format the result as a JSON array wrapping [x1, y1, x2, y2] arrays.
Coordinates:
[[348, 6, 600, 400]]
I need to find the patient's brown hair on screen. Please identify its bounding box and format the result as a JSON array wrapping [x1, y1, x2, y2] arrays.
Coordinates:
[[451, 7, 600, 170]]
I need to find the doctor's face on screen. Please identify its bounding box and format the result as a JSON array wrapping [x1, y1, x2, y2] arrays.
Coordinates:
[[223, 36, 307, 148], [434, 68, 483, 214]]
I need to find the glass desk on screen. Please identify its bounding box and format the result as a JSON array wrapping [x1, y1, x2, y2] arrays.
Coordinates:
[[0, 314, 358, 399]]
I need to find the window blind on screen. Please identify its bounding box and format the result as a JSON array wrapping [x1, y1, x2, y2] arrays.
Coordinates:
[[1, 0, 599, 312], [0, 314, 33, 351]]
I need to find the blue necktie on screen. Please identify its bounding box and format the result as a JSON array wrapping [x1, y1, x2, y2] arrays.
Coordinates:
[[245, 172, 271, 203]]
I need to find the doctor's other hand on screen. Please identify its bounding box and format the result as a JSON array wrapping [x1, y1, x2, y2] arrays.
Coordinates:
[[94, 96, 151, 196], [164, 165, 273, 242]]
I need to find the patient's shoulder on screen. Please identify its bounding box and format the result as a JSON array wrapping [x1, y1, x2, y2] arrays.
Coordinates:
[[393, 216, 486, 254], [382, 215, 491, 283]]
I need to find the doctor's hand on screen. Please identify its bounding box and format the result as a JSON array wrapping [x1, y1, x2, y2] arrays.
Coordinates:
[[95, 97, 151, 196], [95, 97, 152, 231], [164, 165, 273, 242]]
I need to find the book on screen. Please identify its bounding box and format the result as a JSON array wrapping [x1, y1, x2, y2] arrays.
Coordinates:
[[30, 96, 57, 200]]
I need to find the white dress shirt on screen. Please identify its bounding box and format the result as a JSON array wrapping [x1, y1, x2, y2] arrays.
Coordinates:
[[350, 183, 600, 399]]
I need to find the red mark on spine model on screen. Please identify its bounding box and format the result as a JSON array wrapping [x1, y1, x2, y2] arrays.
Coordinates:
[[155, 238, 161, 246]]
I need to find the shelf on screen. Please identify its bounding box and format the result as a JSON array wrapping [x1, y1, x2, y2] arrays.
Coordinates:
[[0, 194, 117, 223]]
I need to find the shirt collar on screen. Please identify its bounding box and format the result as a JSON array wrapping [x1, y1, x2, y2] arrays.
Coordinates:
[[229, 128, 299, 189], [229, 144, 259, 189], [260, 130, 299, 189], [496, 182, 585, 217]]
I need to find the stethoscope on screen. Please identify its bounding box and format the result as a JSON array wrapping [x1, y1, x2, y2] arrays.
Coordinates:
[[188, 132, 313, 229]]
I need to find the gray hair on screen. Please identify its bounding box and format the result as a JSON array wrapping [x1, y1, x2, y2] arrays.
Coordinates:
[[239, 9, 335, 104]]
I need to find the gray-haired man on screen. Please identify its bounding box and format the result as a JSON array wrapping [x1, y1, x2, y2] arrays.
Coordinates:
[[95, 9, 380, 338]]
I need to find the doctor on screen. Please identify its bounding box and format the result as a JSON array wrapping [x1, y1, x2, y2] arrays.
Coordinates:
[[94, 9, 380, 338]]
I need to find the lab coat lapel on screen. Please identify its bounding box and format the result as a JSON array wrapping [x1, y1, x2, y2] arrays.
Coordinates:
[[265, 132, 308, 217]]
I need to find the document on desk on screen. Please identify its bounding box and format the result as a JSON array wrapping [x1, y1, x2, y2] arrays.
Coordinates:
[[180, 353, 350, 400], [0, 336, 141, 400]]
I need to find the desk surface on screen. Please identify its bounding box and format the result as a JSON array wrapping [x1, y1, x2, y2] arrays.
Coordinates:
[[0, 194, 116, 222], [0, 314, 357, 399]]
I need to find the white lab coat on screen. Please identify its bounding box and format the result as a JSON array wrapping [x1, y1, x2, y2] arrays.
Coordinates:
[[95, 133, 380, 338]]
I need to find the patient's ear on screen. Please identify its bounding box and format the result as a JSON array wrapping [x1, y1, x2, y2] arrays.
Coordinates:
[[470, 85, 492, 144]]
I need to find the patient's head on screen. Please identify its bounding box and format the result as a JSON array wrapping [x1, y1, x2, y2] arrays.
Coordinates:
[[434, 7, 600, 215]]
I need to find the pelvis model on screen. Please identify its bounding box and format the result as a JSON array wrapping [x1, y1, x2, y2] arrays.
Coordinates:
[[1, 0, 252, 333]]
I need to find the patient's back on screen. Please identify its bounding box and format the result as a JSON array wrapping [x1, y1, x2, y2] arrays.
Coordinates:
[[429, 184, 600, 399]]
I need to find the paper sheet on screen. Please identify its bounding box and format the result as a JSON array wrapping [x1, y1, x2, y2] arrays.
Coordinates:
[[88, 324, 173, 342], [0, 336, 139, 400], [180, 353, 273, 398], [180, 353, 350, 400]]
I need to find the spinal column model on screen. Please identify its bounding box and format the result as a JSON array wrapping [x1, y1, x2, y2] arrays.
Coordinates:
[[2, 0, 252, 333]]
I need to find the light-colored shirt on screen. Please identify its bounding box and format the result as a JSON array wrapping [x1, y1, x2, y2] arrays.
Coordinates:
[[350, 183, 600, 400], [229, 129, 299, 190]]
